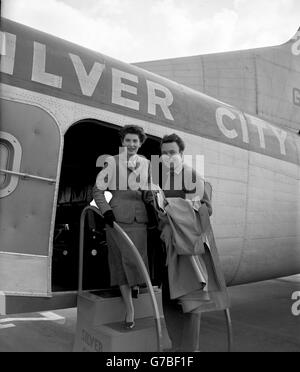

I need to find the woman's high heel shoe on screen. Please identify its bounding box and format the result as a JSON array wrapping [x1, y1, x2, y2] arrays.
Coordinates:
[[124, 320, 135, 329], [124, 314, 135, 330]]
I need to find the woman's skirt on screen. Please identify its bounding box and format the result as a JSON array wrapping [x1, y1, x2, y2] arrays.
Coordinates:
[[106, 222, 148, 287]]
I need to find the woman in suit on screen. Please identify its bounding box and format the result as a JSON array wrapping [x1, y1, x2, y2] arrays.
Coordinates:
[[93, 125, 150, 329]]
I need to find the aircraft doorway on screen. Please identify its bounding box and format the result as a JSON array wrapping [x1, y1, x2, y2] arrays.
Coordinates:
[[52, 120, 161, 293]]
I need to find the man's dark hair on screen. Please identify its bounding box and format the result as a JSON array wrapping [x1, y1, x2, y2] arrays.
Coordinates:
[[161, 133, 185, 152], [119, 125, 147, 144]]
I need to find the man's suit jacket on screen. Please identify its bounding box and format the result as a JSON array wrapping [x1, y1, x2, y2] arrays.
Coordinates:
[[162, 163, 212, 216]]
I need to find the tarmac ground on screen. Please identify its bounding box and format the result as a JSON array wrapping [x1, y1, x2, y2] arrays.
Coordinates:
[[0, 275, 299, 352]]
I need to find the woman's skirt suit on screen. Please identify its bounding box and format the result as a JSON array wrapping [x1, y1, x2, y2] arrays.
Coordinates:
[[93, 154, 150, 287]]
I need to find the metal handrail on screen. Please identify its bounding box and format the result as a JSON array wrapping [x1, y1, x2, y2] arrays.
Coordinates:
[[78, 205, 163, 352], [0, 168, 56, 183], [225, 308, 233, 352]]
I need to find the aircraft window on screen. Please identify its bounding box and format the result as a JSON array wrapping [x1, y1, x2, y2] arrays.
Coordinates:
[[0, 131, 22, 198]]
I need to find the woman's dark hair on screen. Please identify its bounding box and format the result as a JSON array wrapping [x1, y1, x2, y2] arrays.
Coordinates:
[[119, 125, 147, 144], [161, 133, 185, 152]]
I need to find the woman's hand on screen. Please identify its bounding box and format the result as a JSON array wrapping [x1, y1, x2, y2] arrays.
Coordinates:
[[103, 210, 116, 227]]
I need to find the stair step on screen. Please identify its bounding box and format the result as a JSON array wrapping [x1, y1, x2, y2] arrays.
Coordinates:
[[74, 316, 170, 352], [76, 288, 164, 326], [73, 289, 171, 351]]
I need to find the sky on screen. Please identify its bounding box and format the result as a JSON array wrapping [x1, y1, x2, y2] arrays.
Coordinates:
[[2, 0, 300, 62]]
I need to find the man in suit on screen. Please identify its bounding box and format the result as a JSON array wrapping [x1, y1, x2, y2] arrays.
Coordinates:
[[159, 133, 212, 352]]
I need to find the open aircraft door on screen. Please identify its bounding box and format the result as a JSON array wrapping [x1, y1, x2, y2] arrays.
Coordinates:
[[0, 99, 61, 297]]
